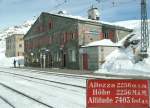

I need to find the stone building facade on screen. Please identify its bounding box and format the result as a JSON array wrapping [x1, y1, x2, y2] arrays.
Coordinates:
[[5, 34, 24, 57]]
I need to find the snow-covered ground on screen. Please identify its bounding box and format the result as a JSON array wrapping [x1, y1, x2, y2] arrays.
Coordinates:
[[0, 20, 34, 67], [0, 67, 85, 108], [96, 20, 150, 75]]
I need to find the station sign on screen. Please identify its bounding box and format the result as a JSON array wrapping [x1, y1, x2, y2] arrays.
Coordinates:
[[86, 79, 149, 108]]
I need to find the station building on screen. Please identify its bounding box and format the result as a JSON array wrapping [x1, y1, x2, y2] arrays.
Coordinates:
[[24, 8, 132, 70]]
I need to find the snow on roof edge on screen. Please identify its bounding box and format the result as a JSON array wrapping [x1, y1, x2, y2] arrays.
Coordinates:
[[82, 39, 121, 48], [42, 12, 132, 31]]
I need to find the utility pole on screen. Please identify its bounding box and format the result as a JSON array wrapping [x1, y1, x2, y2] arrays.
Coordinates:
[[140, 0, 149, 58]]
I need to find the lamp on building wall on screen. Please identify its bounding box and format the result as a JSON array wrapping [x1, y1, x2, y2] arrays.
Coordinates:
[[30, 52, 34, 63], [60, 47, 63, 51], [40, 53, 43, 68], [45, 49, 50, 52], [30, 52, 34, 56]]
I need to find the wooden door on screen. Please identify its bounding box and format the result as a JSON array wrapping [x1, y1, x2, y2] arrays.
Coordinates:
[[83, 54, 88, 70]]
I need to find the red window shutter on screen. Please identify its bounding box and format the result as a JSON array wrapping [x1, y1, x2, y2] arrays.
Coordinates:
[[38, 26, 40, 32], [65, 32, 68, 41], [40, 26, 43, 32], [109, 31, 114, 40], [49, 37, 52, 44], [100, 32, 104, 40], [63, 32, 67, 43], [49, 22, 52, 29], [67, 32, 70, 41], [75, 31, 78, 38]]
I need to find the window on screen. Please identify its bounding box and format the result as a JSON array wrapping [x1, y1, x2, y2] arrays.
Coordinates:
[[48, 22, 52, 29], [56, 52, 59, 62], [19, 44, 22, 48], [69, 49, 76, 62], [104, 31, 109, 39], [38, 26, 43, 32], [6, 45, 9, 49], [63, 33, 67, 43], [71, 32, 75, 40], [54, 51, 59, 62]]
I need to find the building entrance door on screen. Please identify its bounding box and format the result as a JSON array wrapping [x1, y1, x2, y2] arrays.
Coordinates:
[[63, 54, 66, 68], [83, 54, 88, 70], [47, 54, 52, 68]]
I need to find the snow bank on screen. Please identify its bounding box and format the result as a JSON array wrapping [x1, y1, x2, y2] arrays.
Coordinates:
[[113, 20, 141, 29], [0, 52, 24, 68], [0, 46, 24, 67], [96, 20, 150, 75], [101, 48, 150, 73]]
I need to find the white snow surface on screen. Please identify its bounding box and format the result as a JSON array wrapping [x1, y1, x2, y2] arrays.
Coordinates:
[[96, 20, 150, 75], [53, 12, 130, 29], [82, 39, 121, 47], [113, 20, 141, 29], [0, 68, 86, 108], [0, 20, 34, 67]]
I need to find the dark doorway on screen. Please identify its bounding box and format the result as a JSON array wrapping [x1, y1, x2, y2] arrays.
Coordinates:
[[48, 54, 52, 68], [83, 54, 88, 70], [63, 54, 66, 68], [50, 55, 53, 68]]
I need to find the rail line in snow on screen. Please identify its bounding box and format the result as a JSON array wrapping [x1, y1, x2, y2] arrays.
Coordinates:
[[1, 67, 150, 79], [0, 70, 86, 89], [11, 68, 95, 80], [0, 95, 15, 108], [19, 68, 150, 79], [1, 67, 129, 79], [0, 72, 83, 93], [0, 82, 54, 108]]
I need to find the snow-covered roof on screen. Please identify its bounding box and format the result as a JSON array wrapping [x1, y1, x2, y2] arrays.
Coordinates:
[[42, 12, 132, 31], [82, 39, 121, 47]]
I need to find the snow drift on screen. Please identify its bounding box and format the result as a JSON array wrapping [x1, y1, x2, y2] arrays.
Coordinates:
[[96, 20, 150, 75]]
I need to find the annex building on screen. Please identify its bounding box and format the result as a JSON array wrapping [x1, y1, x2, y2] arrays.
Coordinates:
[[5, 34, 24, 57], [24, 8, 132, 70]]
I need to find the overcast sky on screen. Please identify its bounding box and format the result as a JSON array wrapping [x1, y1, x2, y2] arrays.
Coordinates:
[[0, 0, 150, 29]]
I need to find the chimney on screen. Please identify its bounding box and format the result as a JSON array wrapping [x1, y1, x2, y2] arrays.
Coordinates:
[[58, 10, 67, 15], [88, 6, 100, 20]]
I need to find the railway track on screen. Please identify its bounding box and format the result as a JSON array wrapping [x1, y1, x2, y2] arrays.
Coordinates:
[[19, 68, 150, 79], [0, 69, 86, 108], [1, 67, 130, 79], [0, 70, 86, 89], [0, 95, 15, 108], [0, 82, 54, 108], [1, 67, 150, 80], [0, 71, 85, 95]]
